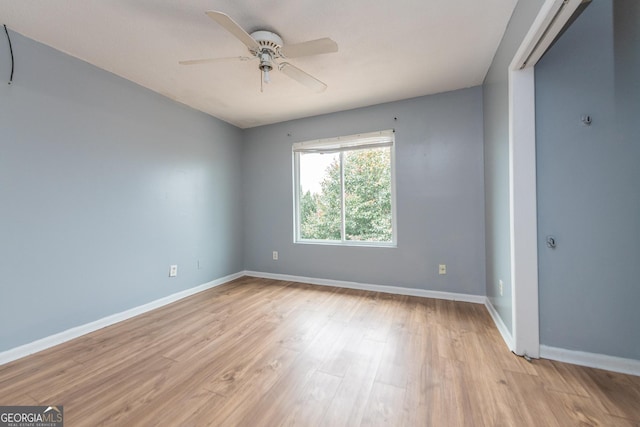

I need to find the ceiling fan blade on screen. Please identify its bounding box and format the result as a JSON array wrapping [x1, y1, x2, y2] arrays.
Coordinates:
[[281, 38, 338, 58], [205, 10, 260, 52], [179, 56, 254, 66], [279, 62, 327, 92]]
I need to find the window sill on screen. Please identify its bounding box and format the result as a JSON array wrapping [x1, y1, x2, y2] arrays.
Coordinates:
[[294, 240, 397, 249]]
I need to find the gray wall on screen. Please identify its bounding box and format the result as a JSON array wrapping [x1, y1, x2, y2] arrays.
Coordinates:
[[482, 0, 545, 332], [243, 88, 486, 294], [0, 31, 244, 352], [536, 0, 640, 359]]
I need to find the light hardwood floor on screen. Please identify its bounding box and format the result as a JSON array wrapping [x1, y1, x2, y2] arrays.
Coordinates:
[[1, 277, 639, 426]]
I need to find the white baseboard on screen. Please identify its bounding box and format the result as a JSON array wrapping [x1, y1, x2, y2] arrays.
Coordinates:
[[540, 345, 640, 377], [243, 270, 486, 304], [484, 298, 514, 352], [0, 271, 244, 366]]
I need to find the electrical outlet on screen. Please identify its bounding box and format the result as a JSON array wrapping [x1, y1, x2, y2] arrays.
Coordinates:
[[499, 280, 504, 296], [272, 251, 278, 260], [169, 265, 178, 277], [438, 264, 446, 275]]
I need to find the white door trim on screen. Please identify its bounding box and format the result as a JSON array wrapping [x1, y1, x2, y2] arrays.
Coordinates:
[[507, 0, 588, 358], [508, 65, 540, 358], [507, 0, 585, 358]]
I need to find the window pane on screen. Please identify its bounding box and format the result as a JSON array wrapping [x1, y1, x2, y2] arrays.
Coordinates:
[[298, 152, 341, 240], [343, 147, 392, 242]]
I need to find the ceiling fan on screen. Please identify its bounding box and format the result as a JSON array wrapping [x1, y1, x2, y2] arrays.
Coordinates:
[[180, 11, 338, 92]]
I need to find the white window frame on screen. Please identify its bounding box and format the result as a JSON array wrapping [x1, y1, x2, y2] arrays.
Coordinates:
[[292, 129, 397, 247]]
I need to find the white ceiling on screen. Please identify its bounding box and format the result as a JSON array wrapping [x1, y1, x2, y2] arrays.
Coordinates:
[[0, 0, 517, 128]]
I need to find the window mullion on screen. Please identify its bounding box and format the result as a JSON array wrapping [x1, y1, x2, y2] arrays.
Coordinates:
[[340, 151, 346, 242], [293, 152, 300, 242]]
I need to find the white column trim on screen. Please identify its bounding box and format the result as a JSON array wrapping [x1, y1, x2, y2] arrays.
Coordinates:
[[505, 0, 587, 358], [504, 0, 573, 358], [508, 66, 540, 358]]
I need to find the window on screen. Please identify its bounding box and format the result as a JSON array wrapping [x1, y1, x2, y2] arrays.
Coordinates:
[[293, 130, 396, 246]]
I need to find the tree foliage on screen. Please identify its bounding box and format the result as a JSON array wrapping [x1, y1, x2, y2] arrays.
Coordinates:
[[299, 147, 392, 242]]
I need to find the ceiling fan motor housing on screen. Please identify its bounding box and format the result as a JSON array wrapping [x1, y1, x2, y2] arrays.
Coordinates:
[[250, 30, 284, 57]]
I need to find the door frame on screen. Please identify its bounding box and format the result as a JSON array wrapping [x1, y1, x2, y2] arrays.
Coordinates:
[[507, 0, 585, 358]]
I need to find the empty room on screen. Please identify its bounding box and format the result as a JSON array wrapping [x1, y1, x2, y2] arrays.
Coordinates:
[[1, 0, 639, 425]]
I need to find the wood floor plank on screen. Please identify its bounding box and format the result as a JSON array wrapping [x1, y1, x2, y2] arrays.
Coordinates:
[[278, 371, 342, 427], [321, 338, 385, 427], [534, 358, 592, 397], [579, 367, 640, 421], [196, 346, 300, 426], [120, 387, 224, 427], [399, 299, 432, 426], [231, 310, 350, 426], [316, 326, 364, 378], [0, 357, 79, 402], [1, 276, 638, 426], [360, 382, 406, 427], [425, 357, 476, 426], [374, 337, 410, 389], [3, 394, 40, 406]]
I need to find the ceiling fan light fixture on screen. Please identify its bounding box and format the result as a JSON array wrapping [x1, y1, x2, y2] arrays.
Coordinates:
[[258, 52, 273, 84]]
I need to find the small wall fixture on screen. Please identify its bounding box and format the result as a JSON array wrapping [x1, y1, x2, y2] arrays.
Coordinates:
[[546, 236, 557, 249], [581, 115, 592, 126]]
